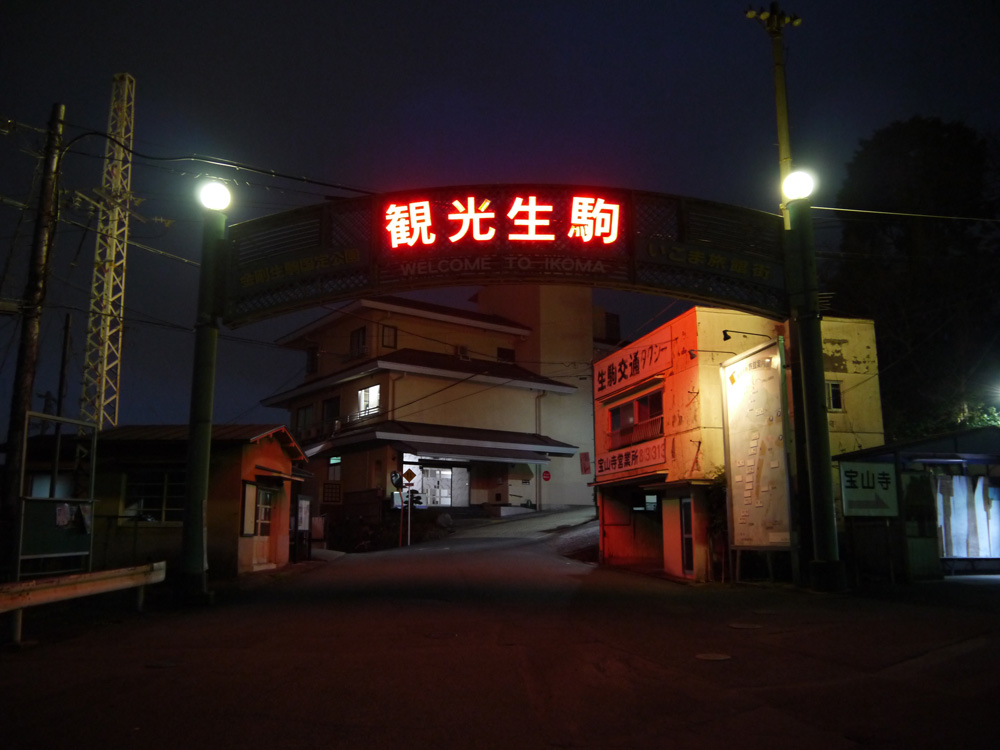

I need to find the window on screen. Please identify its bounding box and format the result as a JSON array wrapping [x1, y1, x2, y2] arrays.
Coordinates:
[[296, 403, 315, 431], [328, 456, 342, 481], [322, 396, 340, 428], [306, 346, 319, 374], [358, 385, 380, 417], [609, 390, 664, 449], [381, 325, 397, 348], [349, 326, 367, 358], [826, 381, 844, 411], [124, 469, 185, 524]]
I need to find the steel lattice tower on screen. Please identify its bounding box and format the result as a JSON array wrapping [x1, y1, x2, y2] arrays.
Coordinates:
[[80, 72, 135, 428]]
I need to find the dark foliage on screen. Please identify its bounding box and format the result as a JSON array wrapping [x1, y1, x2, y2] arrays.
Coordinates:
[[828, 117, 1000, 441]]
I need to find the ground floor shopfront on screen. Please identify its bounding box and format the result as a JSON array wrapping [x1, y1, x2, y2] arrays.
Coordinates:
[[301, 421, 579, 549], [597, 477, 727, 582]]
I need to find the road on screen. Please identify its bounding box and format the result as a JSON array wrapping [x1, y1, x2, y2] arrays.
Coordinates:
[[2, 509, 999, 749]]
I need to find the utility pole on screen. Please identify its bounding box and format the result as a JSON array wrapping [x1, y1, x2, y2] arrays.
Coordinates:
[[747, 4, 846, 591], [2, 103, 64, 579], [747, 3, 800, 227]]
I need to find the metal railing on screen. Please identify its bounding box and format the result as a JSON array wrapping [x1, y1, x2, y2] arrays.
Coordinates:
[[608, 415, 664, 450]]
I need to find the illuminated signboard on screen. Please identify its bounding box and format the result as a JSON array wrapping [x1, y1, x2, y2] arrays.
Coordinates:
[[223, 185, 787, 327], [384, 193, 620, 247], [375, 186, 631, 288], [720, 338, 792, 550]]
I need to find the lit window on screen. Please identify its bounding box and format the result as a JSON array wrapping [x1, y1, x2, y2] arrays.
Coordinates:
[[359, 385, 380, 417]]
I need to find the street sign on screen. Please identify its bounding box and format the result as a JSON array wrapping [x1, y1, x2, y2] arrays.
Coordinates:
[[840, 461, 898, 517]]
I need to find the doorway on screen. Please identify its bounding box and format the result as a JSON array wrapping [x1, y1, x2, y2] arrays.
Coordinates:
[[253, 487, 276, 566], [423, 468, 452, 506]]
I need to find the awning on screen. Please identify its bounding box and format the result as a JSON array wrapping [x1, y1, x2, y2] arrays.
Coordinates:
[[394, 441, 552, 464]]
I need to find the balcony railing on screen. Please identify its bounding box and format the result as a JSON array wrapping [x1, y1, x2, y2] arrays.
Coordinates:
[[608, 415, 663, 451], [346, 404, 383, 424]]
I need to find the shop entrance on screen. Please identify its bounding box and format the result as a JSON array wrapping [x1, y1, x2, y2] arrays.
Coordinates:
[[423, 468, 453, 506]]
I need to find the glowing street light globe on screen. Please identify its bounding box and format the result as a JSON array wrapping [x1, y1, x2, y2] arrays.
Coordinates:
[[782, 171, 815, 201], [198, 181, 231, 211]]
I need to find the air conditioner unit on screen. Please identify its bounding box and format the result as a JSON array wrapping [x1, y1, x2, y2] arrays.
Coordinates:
[[456, 345, 470, 361], [333, 419, 341, 434]]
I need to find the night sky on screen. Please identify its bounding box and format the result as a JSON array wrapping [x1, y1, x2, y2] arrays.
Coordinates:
[[2, 0, 999, 435]]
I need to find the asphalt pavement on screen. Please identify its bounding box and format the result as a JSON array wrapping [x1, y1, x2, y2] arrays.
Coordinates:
[[3, 506, 999, 749]]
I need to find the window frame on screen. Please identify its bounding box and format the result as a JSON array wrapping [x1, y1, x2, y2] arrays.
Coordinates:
[[826, 380, 844, 412], [123, 467, 186, 525]]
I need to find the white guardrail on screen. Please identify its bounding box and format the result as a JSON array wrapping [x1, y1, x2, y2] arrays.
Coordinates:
[[1, 561, 166, 644]]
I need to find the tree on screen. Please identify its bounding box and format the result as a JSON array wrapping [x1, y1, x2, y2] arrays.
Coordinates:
[[829, 117, 1000, 441]]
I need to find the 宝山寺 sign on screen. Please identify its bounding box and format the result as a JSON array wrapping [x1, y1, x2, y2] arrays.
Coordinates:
[[839, 461, 897, 517]]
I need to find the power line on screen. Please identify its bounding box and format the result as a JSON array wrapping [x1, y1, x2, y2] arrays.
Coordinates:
[[814, 205, 1000, 223]]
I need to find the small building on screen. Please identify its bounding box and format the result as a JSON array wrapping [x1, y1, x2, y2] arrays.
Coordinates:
[[592, 306, 885, 582], [79, 424, 306, 577], [835, 426, 1000, 584]]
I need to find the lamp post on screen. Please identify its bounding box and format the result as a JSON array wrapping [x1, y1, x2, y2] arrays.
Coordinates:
[[181, 181, 230, 600], [783, 171, 846, 591], [748, 5, 845, 591]]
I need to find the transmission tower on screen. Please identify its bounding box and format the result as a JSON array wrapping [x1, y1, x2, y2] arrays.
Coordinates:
[[79, 73, 135, 428]]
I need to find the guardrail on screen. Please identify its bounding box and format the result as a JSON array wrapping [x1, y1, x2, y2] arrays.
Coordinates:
[[1, 561, 166, 645]]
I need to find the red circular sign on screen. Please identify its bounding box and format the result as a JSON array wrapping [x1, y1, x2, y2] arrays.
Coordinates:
[[542, 470, 551, 482]]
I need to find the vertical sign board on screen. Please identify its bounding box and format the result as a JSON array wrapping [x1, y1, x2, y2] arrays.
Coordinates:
[[720, 338, 792, 549], [593, 324, 674, 479], [839, 461, 898, 517]]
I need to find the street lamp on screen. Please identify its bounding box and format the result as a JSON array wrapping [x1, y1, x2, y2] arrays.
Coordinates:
[[181, 180, 230, 601]]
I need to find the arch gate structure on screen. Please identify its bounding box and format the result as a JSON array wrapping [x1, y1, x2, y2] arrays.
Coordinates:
[[222, 185, 787, 327], [220, 184, 842, 589]]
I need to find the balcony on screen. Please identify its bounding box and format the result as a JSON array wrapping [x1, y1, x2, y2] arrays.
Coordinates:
[[345, 404, 384, 424], [608, 415, 663, 451]]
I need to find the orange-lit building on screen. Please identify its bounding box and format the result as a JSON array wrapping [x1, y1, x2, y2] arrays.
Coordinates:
[[592, 306, 884, 582]]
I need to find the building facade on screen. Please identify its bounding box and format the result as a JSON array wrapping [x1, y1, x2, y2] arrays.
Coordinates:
[[592, 306, 884, 582], [264, 287, 607, 545]]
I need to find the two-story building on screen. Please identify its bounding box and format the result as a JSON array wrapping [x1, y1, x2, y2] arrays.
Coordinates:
[[592, 306, 885, 582], [263, 287, 609, 543]]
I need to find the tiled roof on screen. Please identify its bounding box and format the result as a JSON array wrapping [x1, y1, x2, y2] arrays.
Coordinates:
[[262, 347, 575, 406], [98, 424, 305, 461], [275, 294, 530, 345], [306, 419, 578, 461]]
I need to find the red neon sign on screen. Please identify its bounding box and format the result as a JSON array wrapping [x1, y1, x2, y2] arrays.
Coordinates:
[[384, 193, 621, 249]]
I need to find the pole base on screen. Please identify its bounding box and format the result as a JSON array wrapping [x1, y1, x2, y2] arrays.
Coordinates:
[[809, 559, 849, 593]]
